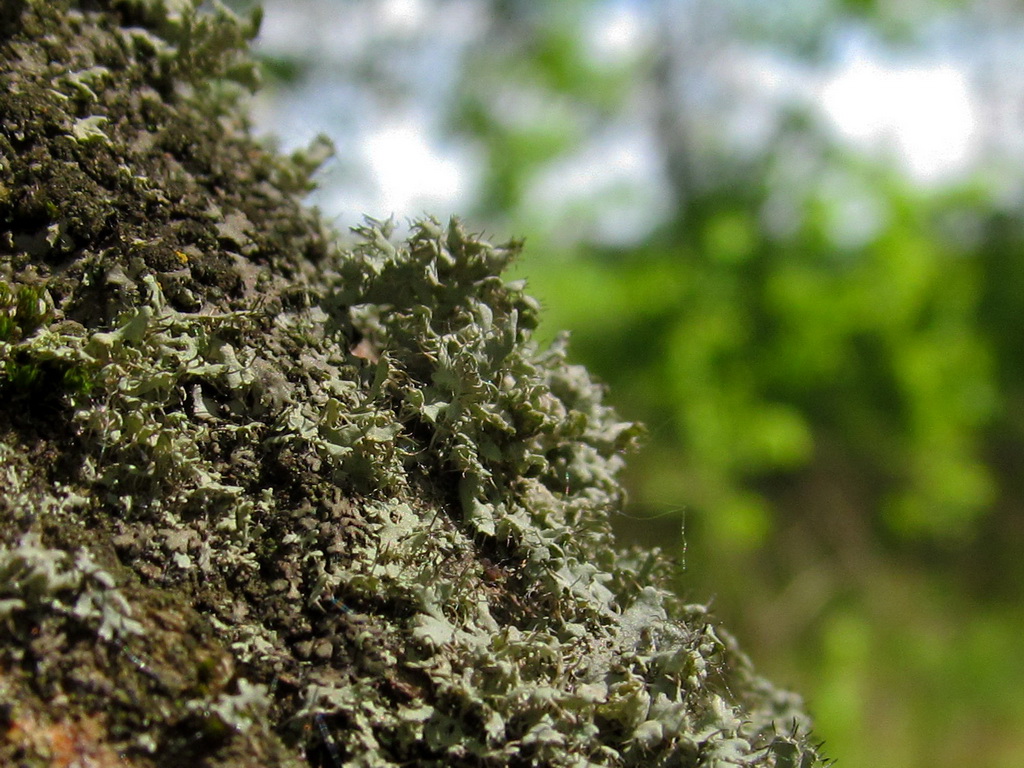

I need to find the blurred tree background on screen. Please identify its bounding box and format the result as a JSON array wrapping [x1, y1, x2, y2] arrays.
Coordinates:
[[225, 0, 1024, 765]]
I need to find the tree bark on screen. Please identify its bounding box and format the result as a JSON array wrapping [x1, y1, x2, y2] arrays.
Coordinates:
[[0, 2, 822, 766]]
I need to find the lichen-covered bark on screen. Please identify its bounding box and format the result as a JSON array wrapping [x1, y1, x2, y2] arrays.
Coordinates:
[[0, 2, 824, 767]]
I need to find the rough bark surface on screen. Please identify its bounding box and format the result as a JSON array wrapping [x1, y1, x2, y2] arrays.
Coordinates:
[[0, 2, 823, 766]]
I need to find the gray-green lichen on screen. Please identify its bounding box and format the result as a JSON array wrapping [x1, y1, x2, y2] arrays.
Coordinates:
[[0, 1, 825, 767], [0, 530, 144, 643]]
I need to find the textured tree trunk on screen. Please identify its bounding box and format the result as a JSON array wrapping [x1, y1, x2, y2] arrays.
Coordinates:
[[0, 2, 821, 766]]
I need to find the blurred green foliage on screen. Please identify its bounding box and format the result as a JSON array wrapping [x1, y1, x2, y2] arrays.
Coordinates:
[[457, 3, 1006, 544]]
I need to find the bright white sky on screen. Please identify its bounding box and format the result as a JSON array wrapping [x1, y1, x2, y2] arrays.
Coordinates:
[[250, 0, 987, 230], [377, 0, 429, 32], [819, 38, 979, 185], [360, 120, 471, 216]]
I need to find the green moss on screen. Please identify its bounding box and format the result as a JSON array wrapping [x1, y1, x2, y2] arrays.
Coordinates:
[[0, 2, 826, 767], [0, 280, 94, 404], [0, 282, 49, 341]]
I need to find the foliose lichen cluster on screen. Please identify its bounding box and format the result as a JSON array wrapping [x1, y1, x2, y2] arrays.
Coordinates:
[[0, 1, 825, 766]]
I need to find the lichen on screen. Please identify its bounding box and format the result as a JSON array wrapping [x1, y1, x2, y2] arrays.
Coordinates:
[[0, 1, 826, 767], [0, 532, 148, 648]]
